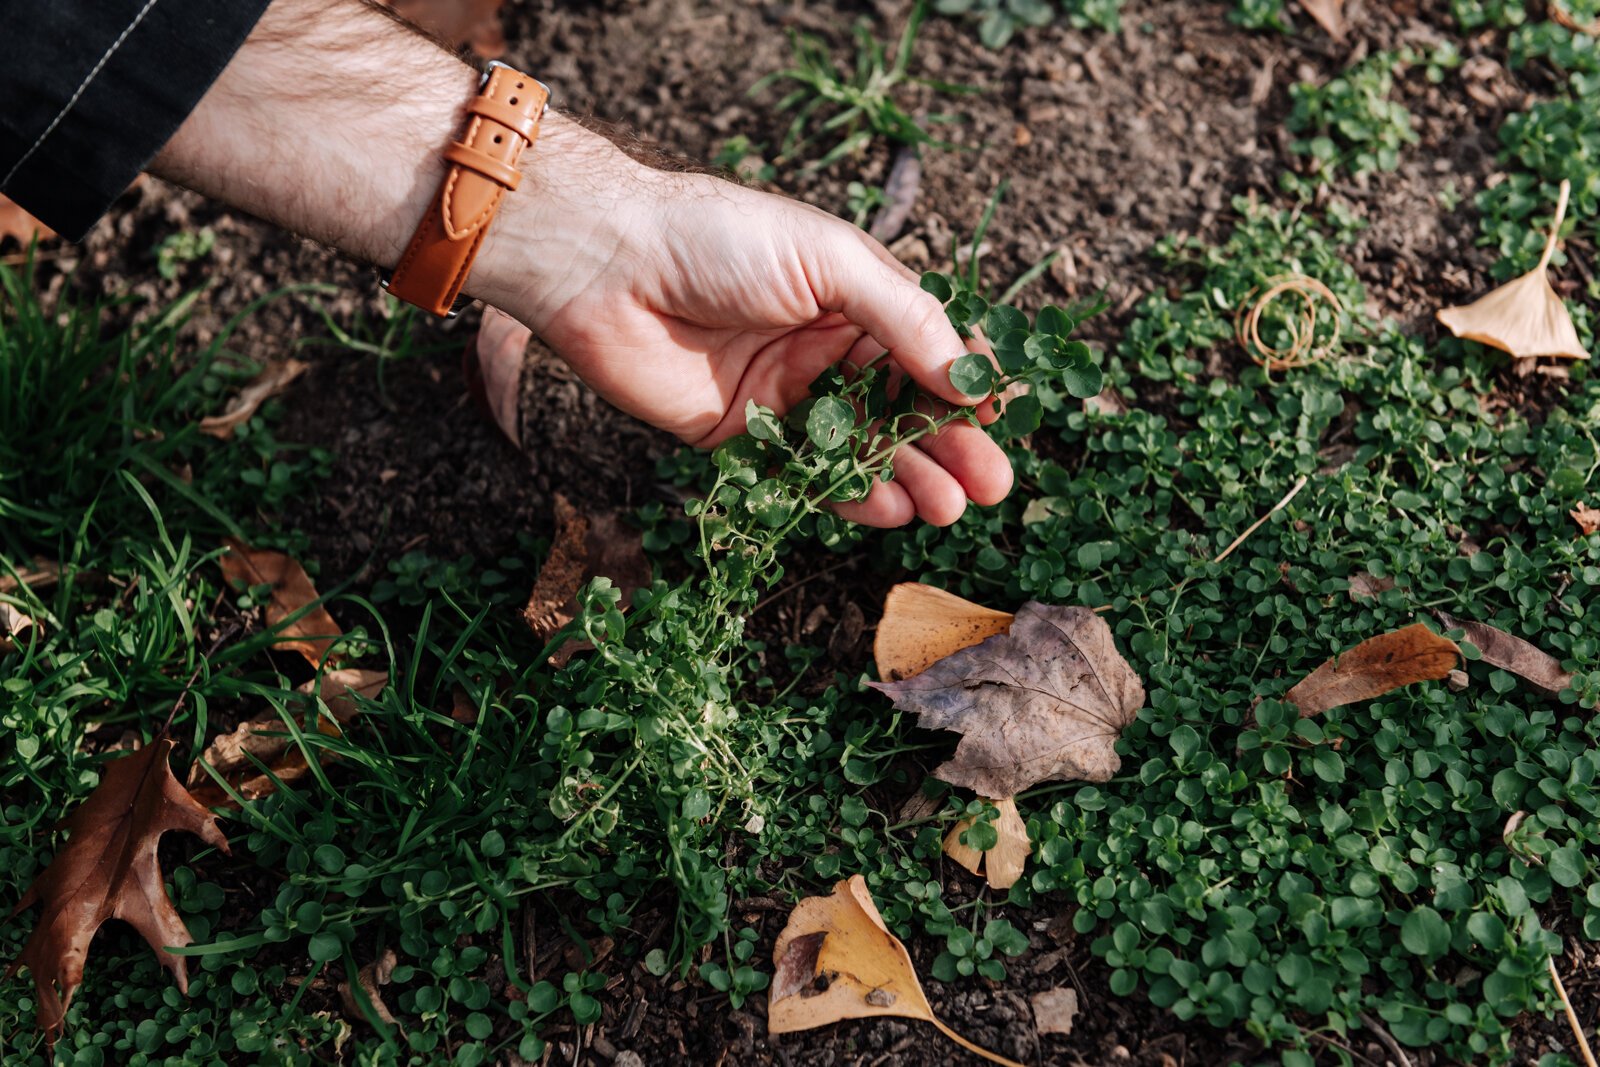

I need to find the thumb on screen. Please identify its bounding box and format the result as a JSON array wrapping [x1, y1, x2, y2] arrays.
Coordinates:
[[808, 229, 984, 408]]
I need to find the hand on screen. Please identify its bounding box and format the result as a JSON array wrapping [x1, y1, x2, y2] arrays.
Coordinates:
[[477, 126, 1012, 528]]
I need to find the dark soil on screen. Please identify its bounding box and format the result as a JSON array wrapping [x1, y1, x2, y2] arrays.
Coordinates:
[[14, 0, 1599, 1064]]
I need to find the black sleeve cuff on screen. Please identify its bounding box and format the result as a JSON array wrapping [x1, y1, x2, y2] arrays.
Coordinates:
[[0, 0, 273, 241]]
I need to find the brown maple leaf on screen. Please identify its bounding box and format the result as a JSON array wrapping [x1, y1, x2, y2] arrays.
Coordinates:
[[870, 602, 1145, 798], [7, 737, 228, 1041], [219, 540, 341, 666]]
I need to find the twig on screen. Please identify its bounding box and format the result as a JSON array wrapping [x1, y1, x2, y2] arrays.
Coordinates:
[[1214, 475, 1310, 563], [1550, 956, 1599, 1067], [1358, 1011, 1414, 1067], [1094, 474, 1311, 613], [160, 621, 242, 733]]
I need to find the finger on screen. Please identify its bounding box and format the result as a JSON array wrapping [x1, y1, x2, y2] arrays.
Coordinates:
[[809, 230, 981, 408], [832, 478, 915, 528], [472, 307, 533, 445], [887, 441, 968, 527], [914, 419, 1013, 507]]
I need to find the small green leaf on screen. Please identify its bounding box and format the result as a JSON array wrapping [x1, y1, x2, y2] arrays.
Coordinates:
[[1400, 906, 1450, 958], [949, 353, 998, 398], [805, 396, 856, 453]]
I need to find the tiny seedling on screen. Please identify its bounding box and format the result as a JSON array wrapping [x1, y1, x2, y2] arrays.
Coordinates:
[[752, 1, 975, 173]]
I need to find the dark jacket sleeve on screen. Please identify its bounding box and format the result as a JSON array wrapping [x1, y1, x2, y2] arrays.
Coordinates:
[[0, 0, 273, 241]]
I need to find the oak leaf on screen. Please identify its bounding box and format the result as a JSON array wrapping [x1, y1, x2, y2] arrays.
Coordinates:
[[770, 875, 1022, 1067], [870, 602, 1145, 797], [524, 494, 650, 666], [7, 737, 228, 1041], [1284, 624, 1459, 718], [1436, 612, 1573, 697], [188, 668, 387, 807], [199, 359, 309, 439], [219, 540, 341, 666], [1573, 503, 1600, 536]]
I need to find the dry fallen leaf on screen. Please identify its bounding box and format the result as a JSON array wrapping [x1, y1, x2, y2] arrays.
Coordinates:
[[1031, 986, 1080, 1036], [875, 585, 1035, 887], [1438, 180, 1588, 361], [873, 582, 1014, 682], [1502, 810, 1542, 865], [1436, 612, 1573, 697], [188, 669, 387, 807], [524, 495, 650, 666], [219, 540, 341, 666], [769, 875, 1022, 1067], [1284, 624, 1460, 718], [943, 797, 1031, 891], [871, 602, 1145, 797], [1347, 571, 1396, 601], [0, 193, 55, 247], [199, 359, 309, 439], [1297, 0, 1346, 39], [868, 146, 922, 244], [7, 737, 228, 1041], [340, 947, 401, 1029], [0, 602, 37, 653], [1572, 503, 1600, 536]]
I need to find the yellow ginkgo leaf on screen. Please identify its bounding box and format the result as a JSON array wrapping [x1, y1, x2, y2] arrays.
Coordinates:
[[769, 875, 1023, 1067], [1438, 180, 1588, 361], [873, 582, 1013, 682], [943, 796, 1031, 890]]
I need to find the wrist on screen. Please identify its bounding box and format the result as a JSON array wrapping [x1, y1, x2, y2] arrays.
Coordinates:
[[469, 114, 665, 331]]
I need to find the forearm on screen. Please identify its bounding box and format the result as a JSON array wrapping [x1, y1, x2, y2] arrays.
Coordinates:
[[149, 0, 640, 319]]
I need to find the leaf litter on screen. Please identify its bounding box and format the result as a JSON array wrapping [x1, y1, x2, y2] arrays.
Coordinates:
[[6, 737, 228, 1042], [769, 875, 1023, 1067], [219, 540, 341, 666], [1283, 624, 1460, 718]]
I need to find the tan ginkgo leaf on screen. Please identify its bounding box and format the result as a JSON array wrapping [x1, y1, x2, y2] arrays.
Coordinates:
[[873, 582, 1014, 682], [943, 797, 1030, 891], [769, 875, 1023, 1067], [875, 584, 1027, 886], [1437, 180, 1588, 361]]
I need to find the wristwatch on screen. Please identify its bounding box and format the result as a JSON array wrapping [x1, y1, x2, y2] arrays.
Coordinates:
[[383, 60, 550, 318]]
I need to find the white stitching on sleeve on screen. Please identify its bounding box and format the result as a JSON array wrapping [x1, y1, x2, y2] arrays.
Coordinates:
[[2, 0, 162, 187]]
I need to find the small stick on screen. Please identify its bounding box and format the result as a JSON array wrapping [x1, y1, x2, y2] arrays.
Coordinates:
[[1550, 956, 1599, 1067], [1358, 1011, 1414, 1067], [1093, 474, 1311, 613], [1214, 475, 1309, 564], [160, 621, 242, 733]]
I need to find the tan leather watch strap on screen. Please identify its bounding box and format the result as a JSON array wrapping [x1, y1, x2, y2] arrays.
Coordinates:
[[385, 63, 550, 317]]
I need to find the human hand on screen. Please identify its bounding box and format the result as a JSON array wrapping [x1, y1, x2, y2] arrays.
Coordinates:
[[476, 125, 1012, 528]]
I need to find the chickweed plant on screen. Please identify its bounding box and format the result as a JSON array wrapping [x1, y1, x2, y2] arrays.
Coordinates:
[[752, 1, 975, 173]]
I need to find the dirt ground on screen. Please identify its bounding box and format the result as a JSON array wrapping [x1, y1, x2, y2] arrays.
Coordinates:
[[15, 0, 1598, 1063]]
